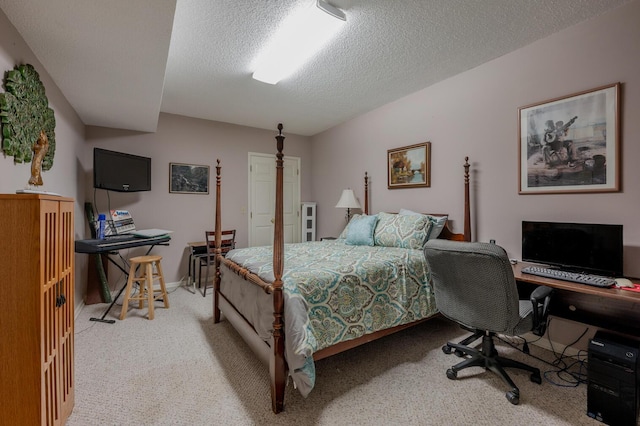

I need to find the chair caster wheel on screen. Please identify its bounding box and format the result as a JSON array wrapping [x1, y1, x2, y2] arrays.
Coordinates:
[[530, 372, 542, 384], [446, 368, 457, 380], [506, 390, 520, 405], [442, 345, 453, 354], [454, 349, 465, 357]]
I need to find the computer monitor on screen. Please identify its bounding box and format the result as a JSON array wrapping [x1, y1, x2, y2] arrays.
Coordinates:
[[522, 221, 623, 277]]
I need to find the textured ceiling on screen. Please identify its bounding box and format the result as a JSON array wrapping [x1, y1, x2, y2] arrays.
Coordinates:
[[0, 0, 630, 136]]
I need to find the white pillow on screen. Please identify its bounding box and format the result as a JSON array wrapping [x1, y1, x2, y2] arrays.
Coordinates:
[[398, 208, 448, 240]]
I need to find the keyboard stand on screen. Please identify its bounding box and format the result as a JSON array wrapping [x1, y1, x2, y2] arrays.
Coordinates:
[[88, 244, 167, 324]]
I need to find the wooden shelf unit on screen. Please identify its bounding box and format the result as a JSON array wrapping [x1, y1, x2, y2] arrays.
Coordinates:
[[301, 202, 316, 242], [0, 194, 75, 425]]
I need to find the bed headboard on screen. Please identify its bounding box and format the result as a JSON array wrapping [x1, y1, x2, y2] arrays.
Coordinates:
[[360, 156, 471, 242]]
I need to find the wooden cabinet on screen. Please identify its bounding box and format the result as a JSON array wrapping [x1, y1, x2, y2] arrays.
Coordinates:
[[0, 194, 75, 425]]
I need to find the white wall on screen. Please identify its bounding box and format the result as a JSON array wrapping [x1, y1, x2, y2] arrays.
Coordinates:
[[0, 9, 87, 309], [311, 0, 640, 278]]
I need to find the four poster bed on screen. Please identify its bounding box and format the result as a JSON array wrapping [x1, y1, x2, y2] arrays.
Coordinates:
[[212, 124, 471, 413]]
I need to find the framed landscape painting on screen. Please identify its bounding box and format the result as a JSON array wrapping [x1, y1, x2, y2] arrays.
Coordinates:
[[518, 83, 620, 194], [169, 163, 210, 194], [388, 142, 431, 189]]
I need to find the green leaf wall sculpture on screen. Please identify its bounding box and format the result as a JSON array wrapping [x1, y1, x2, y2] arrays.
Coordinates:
[[0, 64, 56, 171]]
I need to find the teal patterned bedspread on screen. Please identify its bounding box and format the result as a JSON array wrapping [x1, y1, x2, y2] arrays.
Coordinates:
[[224, 239, 437, 396]]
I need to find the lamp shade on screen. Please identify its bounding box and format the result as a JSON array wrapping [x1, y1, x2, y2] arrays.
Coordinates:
[[335, 189, 361, 209]]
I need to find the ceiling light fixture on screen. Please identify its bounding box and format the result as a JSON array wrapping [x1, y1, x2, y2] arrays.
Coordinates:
[[252, 0, 346, 85]]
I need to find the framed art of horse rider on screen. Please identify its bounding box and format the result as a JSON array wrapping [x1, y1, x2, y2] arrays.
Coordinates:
[[518, 83, 620, 194]]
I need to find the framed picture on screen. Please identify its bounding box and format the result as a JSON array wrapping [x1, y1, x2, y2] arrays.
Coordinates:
[[388, 142, 431, 189], [169, 163, 210, 194], [518, 83, 620, 194]]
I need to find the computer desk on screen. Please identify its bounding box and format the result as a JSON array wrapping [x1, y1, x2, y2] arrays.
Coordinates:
[[513, 261, 640, 337]]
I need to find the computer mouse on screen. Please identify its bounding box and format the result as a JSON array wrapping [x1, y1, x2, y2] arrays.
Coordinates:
[[615, 278, 634, 288]]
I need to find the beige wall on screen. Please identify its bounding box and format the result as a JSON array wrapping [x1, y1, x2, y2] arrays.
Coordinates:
[[83, 114, 312, 293], [0, 9, 87, 309], [311, 1, 640, 280]]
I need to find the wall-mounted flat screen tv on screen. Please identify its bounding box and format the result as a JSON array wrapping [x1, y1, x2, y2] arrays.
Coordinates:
[[522, 221, 623, 277], [93, 148, 151, 192]]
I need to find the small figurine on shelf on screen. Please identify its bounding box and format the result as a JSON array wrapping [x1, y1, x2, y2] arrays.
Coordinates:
[[28, 130, 49, 186]]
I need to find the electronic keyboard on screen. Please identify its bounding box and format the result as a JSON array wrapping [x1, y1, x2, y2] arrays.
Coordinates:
[[75, 234, 171, 254]]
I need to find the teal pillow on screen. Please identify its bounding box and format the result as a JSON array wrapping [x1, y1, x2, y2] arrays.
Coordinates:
[[345, 214, 378, 246], [374, 212, 433, 249], [338, 214, 361, 239]]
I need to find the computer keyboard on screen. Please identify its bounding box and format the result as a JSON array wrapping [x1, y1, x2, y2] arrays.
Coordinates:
[[521, 266, 616, 288]]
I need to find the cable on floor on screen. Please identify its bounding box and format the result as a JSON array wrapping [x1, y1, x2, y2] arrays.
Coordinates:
[[495, 317, 589, 388]]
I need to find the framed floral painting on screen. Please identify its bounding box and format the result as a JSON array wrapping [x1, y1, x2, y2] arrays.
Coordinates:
[[388, 142, 431, 189]]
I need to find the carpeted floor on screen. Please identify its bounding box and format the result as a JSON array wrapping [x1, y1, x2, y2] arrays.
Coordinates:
[[68, 286, 599, 425]]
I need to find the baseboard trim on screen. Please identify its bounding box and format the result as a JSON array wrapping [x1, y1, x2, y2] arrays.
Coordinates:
[[526, 333, 584, 358], [75, 279, 188, 321], [525, 315, 598, 358], [74, 300, 86, 320], [166, 280, 182, 291]]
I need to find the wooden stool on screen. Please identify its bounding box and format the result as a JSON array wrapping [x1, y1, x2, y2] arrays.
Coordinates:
[[119, 255, 169, 320]]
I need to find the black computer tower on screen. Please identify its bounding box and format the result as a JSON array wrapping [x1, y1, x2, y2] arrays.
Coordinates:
[[587, 331, 639, 425]]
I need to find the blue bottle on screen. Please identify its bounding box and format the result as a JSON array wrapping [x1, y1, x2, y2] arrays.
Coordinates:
[[97, 214, 106, 239]]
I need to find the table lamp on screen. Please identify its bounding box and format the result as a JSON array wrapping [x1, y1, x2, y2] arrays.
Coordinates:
[[335, 188, 360, 222]]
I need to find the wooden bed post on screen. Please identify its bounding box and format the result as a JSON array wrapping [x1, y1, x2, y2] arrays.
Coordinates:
[[214, 159, 222, 323], [364, 172, 369, 215], [463, 157, 471, 242], [271, 124, 286, 413]]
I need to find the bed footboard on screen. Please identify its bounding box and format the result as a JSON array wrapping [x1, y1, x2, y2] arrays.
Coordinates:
[[218, 295, 271, 366]]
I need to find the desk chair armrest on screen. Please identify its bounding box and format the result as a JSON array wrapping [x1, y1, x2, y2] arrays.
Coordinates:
[[530, 285, 553, 336]]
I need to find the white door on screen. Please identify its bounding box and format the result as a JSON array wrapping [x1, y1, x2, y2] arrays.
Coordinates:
[[249, 153, 300, 247]]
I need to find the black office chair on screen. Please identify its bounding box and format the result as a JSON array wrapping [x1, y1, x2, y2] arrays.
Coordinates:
[[423, 240, 553, 405], [200, 229, 236, 297]]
